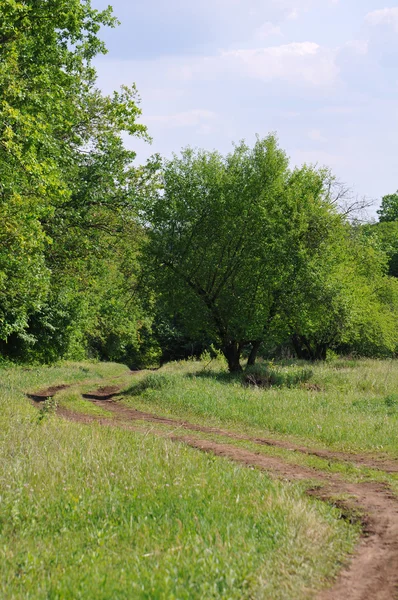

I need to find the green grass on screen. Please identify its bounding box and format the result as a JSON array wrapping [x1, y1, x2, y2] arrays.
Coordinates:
[[57, 390, 115, 418], [0, 362, 358, 599], [94, 412, 398, 496], [122, 358, 398, 456], [1, 360, 130, 396]]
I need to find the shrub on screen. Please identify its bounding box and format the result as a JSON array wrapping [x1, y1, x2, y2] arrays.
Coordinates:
[[126, 373, 176, 396]]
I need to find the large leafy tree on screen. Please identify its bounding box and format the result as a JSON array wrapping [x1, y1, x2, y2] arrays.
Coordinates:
[[141, 136, 345, 372], [0, 0, 150, 357]]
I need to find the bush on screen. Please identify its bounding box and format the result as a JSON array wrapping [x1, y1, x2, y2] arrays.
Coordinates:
[[126, 373, 176, 396]]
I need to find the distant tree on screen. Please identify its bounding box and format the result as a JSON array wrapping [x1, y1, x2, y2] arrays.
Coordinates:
[[141, 136, 346, 372], [362, 221, 398, 278], [377, 191, 398, 222], [284, 227, 398, 359]]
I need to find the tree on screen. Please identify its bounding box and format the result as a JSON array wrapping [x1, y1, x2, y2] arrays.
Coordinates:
[[0, 0, 111, 338], [284, 229, 398, 359], [141, 136, 345, 372], [377, 191, 398, 222], [362, 221, 398, 278], [0, 0, 152, 360]]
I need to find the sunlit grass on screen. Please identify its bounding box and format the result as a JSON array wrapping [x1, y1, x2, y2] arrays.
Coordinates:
[[57, 390, 114, 418], [123, 358, 398, 456], [92, 414, 398, 496]]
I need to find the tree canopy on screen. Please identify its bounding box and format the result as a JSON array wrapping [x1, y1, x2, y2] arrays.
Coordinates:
[[377, 191, 398, 223], [141, 137, 353, 370], [0, 0, 152, 362]]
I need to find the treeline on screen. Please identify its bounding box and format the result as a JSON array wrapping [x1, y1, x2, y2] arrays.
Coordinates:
[[2, 1, 398, 372]]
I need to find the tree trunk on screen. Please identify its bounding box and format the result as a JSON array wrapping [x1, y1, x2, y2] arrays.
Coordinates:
[[247, 340, 261, 367], [313, 343, 328, 361], [292, 335, 329, 361], [291, 334, 310, 360], [223, 342, 243, 373]]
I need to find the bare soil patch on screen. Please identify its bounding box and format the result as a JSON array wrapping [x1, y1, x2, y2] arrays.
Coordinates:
[[82, 385, 122, 400], [27, 384, 71, 402]]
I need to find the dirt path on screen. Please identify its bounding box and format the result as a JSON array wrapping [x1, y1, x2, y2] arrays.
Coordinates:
[[30, 380, 398, 473], [26, 369, 137, 401], [56, 395, 398, 600], [27, 384, 70, 401], [80, 389, 398, 474]]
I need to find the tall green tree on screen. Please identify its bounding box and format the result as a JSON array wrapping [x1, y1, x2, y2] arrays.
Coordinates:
[[0, 0, 150, 358], [141, 136, 344, 372]]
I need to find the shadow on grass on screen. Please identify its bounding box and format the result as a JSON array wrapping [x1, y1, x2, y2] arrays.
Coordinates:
[[187, 370, 243, 384], [121, 361, 316, 397], [188, 362, 314, 389]]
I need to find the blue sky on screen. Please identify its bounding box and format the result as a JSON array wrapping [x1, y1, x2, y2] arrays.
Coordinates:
[[93, 1, 398, 215]]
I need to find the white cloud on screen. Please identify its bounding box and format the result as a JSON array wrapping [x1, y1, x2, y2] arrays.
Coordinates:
[[159, 41, 339, 89], [221, 42, 339, 86], [366, 7, 398, 32], [92, 0, 398, 211]]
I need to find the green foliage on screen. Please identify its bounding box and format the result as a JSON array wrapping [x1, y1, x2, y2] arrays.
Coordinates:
[[153, 315, 214, 364], [362, 221, 398, 277], [142, 136, 345, 371], [80, 256, 160, 368], [0, 0, 115, 339], [281, 221, 398, 360], [142, 136, 397, 368], [0, 0, 160, 367], [377, 190, 398, 222], [2, 0, 398, 367], [36, 396, 58, 423]]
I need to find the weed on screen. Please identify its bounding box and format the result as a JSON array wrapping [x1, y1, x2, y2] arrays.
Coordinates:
[[37, 396, 58, 422]]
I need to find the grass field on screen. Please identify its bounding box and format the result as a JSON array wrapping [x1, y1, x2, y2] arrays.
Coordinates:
[[123, 358, 398, 457], [0, 361, 361, 599]]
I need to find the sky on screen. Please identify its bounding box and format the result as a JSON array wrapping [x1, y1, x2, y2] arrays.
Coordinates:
[[92, 0, 398, 215]]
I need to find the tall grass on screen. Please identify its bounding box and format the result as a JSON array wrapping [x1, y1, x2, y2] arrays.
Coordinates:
[[124, 358, 398, 455]]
